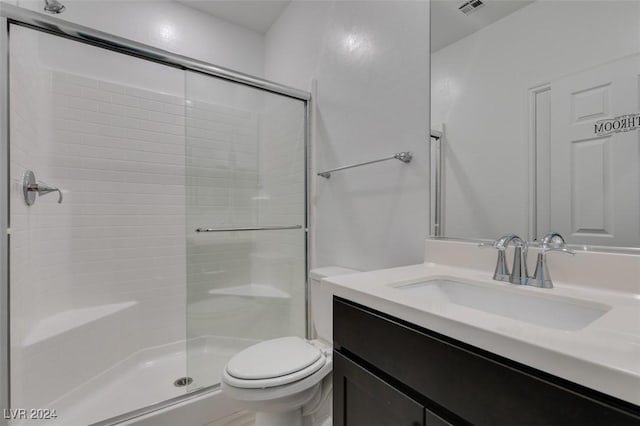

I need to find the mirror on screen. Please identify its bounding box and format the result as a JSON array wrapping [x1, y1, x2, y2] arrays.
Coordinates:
[[430, 0, 640, 248]]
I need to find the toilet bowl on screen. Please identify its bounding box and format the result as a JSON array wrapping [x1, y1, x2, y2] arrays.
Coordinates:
[[221, 267, 359, 426]]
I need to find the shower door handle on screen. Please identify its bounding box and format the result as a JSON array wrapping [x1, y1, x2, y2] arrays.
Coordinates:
[[196, 225, 302, 232], [23, 170, 63, 205]]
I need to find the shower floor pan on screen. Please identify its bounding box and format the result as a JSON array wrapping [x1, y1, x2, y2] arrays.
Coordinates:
[[26, 336, 258, 426]]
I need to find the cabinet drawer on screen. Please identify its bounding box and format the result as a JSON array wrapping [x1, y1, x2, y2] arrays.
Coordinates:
[[333, 297, 640, 425]]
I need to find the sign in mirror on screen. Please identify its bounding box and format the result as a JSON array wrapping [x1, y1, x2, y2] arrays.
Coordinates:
[[430, 0, 640, 248]]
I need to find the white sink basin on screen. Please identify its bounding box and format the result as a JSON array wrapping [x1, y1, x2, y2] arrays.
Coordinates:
[[392, 278, 611, 331]]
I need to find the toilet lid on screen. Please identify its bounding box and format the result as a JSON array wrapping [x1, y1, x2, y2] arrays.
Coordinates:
[[226, 336, 322, 380]]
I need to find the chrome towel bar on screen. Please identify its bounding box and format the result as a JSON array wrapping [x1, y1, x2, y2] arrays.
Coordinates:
[[317, 151, 412, 179], [196, 225, 303, 233]]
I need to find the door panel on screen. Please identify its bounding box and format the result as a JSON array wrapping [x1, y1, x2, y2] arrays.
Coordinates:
[[184, 70, 307, 390], [8, 24, 187, 422], [549, 55, 640, 246]]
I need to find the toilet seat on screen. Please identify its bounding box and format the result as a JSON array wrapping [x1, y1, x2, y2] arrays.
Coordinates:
[[223, 336, 327, 389]]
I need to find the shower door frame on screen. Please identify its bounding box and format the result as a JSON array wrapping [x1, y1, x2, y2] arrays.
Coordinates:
[[0, 4, 313, 424]]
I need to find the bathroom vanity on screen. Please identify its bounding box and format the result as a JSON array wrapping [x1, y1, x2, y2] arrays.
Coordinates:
[[325, 239, 640, 426], [333, 297, 640, 425]]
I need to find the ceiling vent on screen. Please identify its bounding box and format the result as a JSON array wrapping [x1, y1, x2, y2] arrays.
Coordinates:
[[458, 0, 485, 15]]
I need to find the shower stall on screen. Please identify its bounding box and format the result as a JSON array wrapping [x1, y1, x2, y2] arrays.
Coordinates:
[[0, 5, 310, 425]]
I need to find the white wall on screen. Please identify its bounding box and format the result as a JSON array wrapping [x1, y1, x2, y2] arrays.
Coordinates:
[[431, 1, 640, 240], [9, 0, 265, 77], [265, 1, 430, 271]]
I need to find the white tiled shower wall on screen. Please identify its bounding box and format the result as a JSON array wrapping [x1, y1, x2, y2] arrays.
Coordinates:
[[186, 97, 259, 303]]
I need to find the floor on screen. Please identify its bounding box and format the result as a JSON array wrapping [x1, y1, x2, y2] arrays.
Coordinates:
[[204, 388, 334, 426], [204, 408, 333, 426], [206, 411, 256, 426]]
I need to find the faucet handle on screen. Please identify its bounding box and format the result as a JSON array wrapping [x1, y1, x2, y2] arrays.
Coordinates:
[[479, 237, 515, 282], [543, 246, 575, 256], [540, 231, 574, 255], [479, 234, 524, 250], [22, 171, 63, 205], [479, 235, 528, 283], [478, 241, 504, 250], [479, 240, 510, 281], [540, 231, 566, 247], [35, 181, 63, 204], [528, 244, 575, 288]]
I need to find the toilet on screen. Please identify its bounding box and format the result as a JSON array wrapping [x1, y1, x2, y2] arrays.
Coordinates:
[[221, 267, 359, 426]]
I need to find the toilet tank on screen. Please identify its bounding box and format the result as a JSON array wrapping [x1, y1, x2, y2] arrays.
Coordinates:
[[309, 266, 359, 343]]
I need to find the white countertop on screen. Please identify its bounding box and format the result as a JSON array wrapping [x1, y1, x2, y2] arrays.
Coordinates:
[[320, 261, 640, 406]]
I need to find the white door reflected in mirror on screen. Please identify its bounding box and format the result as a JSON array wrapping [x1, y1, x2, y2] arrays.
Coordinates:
[[430, 0, 640, 248]]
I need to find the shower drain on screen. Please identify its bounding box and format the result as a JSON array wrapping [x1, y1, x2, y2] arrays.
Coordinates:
[[173, 377, 193, 387]]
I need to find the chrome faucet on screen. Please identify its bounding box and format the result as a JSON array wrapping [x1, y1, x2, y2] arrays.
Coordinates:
[[480, 234, 527, 285], [526, 232, 575, 289], [482, 232, 575, 289]]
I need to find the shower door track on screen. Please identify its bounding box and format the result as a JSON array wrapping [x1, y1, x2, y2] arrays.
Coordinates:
[[0, 4, 313, 425], [0, 4, 310, 101], [88, 383, 221, 426]]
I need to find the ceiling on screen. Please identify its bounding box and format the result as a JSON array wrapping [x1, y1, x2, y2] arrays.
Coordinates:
[[431, 0, 535, 52], [176, 0, 532, 49], [176, 0, 291, 34]]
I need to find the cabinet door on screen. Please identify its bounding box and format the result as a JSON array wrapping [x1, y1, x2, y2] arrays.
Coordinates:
[[334, 297, 640, 425], [333, 351, 425, 426], [425, 409, 451, 426]]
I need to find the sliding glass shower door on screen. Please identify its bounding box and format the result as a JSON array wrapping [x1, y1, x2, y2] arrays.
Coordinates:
[[184, 71, 307, 390], [8, 24, 189, 424], [6, 19, 308, 424]]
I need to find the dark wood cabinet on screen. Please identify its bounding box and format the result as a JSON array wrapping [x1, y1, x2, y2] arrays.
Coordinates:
[[334, 351, 425, 426], [333, 296, 640, 426]]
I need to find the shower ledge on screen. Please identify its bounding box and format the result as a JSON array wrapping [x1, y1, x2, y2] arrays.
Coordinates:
[[208, 284, 290, 299], [23, 301, 137, 347]]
